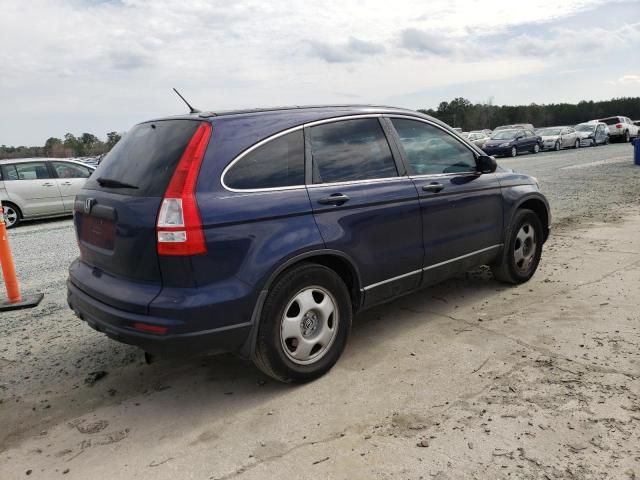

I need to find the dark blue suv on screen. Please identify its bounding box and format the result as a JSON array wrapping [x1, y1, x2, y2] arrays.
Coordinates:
[[67, 105, 550, 383]]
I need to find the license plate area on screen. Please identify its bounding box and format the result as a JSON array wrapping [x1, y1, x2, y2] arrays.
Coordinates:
[[80, 214, 116, 251]]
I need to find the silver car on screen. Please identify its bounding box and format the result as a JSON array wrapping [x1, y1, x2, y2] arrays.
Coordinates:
[[0, 158, 95, 228], [536, 126, 580, 151], [466, 131, 491, 147]]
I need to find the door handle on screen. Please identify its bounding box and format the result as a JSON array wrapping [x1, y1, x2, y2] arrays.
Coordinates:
[[422, 183, 444, 193], [317, 193, 350, 206], [61, 182, 72, 186], [42, 182, 54, 187]]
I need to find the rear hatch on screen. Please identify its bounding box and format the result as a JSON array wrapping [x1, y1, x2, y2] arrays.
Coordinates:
[[71, 119, 203, 312]]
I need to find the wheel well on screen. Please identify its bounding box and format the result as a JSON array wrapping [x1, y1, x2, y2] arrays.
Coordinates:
[[284, 254, 362, 311], [518, 199, 549, 242]]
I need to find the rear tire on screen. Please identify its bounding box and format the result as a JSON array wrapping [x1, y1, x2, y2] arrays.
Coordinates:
[[2, 203, 21, 229], [574, 139, 580, 149], [624, 131, 630, 143], [253, 263, 352, 383], [491, 209, 543, 284]]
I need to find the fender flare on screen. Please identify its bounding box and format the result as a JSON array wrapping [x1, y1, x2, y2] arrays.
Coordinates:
[[238, 249, 363, 359]]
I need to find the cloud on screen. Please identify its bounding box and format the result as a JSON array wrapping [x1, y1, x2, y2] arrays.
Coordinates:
[[608, 74, 640, 85], [398, 28, 453, 56], [306, 36, 385, 63]]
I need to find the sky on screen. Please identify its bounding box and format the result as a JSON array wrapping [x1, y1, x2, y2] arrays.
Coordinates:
[[1, 0, 639, 146]]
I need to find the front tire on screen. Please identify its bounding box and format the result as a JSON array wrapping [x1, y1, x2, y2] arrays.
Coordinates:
[[2, 203, 21, 229], [554, 141, 560, 151], [510, 146, 517, 157], [253, 263, 352, 383], [532, 143, 540, 154], [574, 139, 580, 149], [491, 209, 543, 284]]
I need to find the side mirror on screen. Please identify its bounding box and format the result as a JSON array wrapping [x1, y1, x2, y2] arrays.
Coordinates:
[[477, 155, 497, 174]]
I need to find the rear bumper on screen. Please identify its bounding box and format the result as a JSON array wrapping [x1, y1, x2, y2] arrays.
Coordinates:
[[67, 277, 254, 355]]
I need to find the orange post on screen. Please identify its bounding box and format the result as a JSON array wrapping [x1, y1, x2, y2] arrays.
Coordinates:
[[0, 205, 21, 303], [0, 201, 43, 311]]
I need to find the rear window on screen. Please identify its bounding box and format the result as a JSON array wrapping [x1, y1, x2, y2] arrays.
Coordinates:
[[600, 117, 621, 125], [84, 120, 201, 196]]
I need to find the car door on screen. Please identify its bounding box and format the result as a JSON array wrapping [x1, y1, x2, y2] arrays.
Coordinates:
[[305, 116, 424, 306], [524, 129, 537, 150], [1, 161, 64, 217], [387, 117, 504, 285], [51, 161, 93, 211]]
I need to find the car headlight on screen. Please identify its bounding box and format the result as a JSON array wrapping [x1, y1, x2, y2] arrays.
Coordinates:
[[498, 142, 511, 147]]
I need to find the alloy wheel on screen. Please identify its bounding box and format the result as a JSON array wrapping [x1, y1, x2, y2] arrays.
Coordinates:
[[513, 223, 537, 275], [280, 286, 338, 365], [3, 206, 18, 228]]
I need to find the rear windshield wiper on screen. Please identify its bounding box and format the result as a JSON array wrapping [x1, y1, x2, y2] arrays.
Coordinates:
[[96, 177, 139, 189]]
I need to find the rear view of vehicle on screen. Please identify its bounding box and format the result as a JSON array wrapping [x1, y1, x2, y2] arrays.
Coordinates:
[[67, 119, 241, 353], [598, 116, 638, 143]]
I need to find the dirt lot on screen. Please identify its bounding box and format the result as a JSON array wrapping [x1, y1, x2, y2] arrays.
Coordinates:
[[1, 144, 639, 479]]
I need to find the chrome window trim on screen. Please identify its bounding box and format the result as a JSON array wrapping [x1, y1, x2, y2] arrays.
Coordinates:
[[361, 244, 503, 291], [306, 176, 407, 189], [221, 114, 403, 193], [220, 125, 306, 193]]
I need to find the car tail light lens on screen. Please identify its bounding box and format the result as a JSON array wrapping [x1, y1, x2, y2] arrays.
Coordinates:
[[157, 122, 211, 256], [616, 124, 622, 128]]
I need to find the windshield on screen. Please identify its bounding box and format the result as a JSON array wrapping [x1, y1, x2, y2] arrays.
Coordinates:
[[575, 124, 595, 132], [538, 128, 561, 136], [491, 130, 518, 140]]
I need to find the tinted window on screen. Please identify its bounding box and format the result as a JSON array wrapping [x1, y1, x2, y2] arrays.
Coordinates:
[[601, 117, 620, 125], [7, 162, 52, 180], [310, 119, 397, 184], [391, 119, 477, 175], [224, 130, 304, 189], [84, 120, 200, 196], [53, 162, 91, 179]]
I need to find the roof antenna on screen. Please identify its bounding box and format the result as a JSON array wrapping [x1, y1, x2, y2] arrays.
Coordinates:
[[172, 87, 201, 114]]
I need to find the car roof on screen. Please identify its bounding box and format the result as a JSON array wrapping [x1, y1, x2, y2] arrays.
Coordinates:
[[0, 158, 95, 168], [144, 104, 446, 128]]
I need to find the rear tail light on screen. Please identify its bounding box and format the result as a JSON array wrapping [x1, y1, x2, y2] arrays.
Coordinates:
[[616, 124, 622, 128], [156, 122, 212, 256]]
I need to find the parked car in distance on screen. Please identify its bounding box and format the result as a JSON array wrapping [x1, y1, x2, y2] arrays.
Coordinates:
[[67, 105, 550, 383], [633, 120, 640, 127], [0, 158, 95, 228], [470, 129, 492, 136], [494, 123, 535, 132], [536, 126, 580, 151], [597, 116, 639, 142], [482, 128, 542, 157], [575, 122, 609, 147], [467, 132, 491, 148]]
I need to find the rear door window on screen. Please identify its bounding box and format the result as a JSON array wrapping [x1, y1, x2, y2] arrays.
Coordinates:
[[84, 120, 201, 196], [224, 130, 304, 190], [1, 164, 19, 181], [309, 118, 397, 184], [390, 119, 477, 175], [10, 162, 52, 180], [52, 162, 92, 179]]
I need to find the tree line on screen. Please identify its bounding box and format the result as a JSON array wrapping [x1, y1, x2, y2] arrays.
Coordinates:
[[418, 97, 640, 131], [0, 132, 122, 160]]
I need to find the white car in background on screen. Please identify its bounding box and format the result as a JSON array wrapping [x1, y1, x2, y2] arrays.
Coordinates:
[[575, 122, 610, 147], [536, 126, 580, 151], [597, 116, 639, 142], [0, 158, 95, 228], [467, 131, 491, 147]]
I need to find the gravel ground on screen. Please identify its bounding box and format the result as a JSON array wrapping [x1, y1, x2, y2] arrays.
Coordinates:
[[1, 143, 639, 479]]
